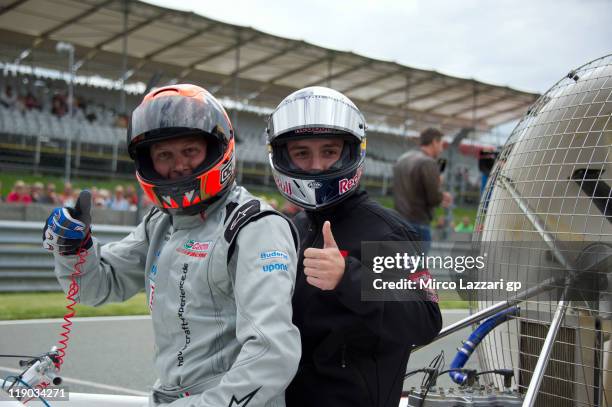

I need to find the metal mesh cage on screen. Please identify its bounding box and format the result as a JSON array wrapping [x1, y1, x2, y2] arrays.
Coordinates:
[[472, 54, 612, 406]]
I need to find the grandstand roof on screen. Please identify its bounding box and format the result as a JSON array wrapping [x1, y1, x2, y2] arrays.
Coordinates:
[[0, 0, 539, 134]]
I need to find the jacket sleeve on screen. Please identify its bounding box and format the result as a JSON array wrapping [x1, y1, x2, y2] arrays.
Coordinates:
[[333, 229, 442, 347], [172, 215, 301, 407], [52, 218, 151, 306], [421, 159, 443, 208]]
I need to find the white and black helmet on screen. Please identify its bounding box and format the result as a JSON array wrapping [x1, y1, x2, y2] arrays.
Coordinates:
[[267, 86, 367, 210]]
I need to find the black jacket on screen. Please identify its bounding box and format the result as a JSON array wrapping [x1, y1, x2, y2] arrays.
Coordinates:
[[286, 190, 443, 407]]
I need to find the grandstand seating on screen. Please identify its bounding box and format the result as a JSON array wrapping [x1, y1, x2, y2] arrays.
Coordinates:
[[0, 70, 485, 197]]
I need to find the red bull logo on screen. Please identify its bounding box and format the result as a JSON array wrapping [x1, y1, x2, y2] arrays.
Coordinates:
[[339, 169, 362, 195], [275, 178, 292, 195]]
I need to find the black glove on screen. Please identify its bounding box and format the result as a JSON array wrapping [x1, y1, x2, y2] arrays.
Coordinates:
[[43, 190, 93, 255]]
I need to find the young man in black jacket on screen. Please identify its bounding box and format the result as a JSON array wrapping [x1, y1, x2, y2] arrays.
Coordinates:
[[267, 86, 443, 407]]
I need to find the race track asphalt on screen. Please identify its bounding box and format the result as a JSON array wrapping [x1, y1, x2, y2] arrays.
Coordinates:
[[0, 310, 478, 397]]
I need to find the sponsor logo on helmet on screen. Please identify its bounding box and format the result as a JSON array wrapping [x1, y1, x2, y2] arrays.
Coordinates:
[[275, 178, 292, 195], [260, 250, 289, 260], [176, 240, 211, 258], [339, 168, 363, 195], [220, 152, 235, 184], [262, 263, 288, 272], [307, 181, 323, 189], [294, 127, 335, 134]]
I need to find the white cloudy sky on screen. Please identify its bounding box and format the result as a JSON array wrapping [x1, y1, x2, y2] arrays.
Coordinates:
[[146, 0, 611, 94]]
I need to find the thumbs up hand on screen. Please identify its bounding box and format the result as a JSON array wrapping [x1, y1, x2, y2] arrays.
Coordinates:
[[43, 190, 93, 255], [303, 221, 346, 290]]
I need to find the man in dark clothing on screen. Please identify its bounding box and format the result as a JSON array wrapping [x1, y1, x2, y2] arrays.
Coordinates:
[[267, 86, 442, 407], [393, 128, 452, 253]]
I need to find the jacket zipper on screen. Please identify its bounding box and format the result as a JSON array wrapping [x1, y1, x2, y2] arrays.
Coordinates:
[[340, 344, 347, 368]]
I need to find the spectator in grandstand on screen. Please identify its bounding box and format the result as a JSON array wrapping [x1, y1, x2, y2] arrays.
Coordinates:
[[89, 186, 99, 202], [23, 91, 40, 111], [51, 92, 67, 117], [6, 180, 33, 205], [454, 216, 474, 234], [38, 182, 60, 205], [44, 84, 300, 407], [60, 182, 75, 206], [38, 88, 52, 114], [108, 185, 130, 211], [0, 85, 17, 109], [93, 188, 110, 208], [267, 86, 441, 407], [393, 128, 452, 253], [30, 182, 44, 203], [72, 96, 86, 121], [85, 99, 98, 122], [125, 184, 139, 209]]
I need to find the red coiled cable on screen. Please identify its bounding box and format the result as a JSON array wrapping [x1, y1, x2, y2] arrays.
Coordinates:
[[54, 246, 89, 369]]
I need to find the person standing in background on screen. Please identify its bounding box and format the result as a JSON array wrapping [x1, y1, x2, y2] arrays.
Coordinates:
[[393, 128, 452, 253]]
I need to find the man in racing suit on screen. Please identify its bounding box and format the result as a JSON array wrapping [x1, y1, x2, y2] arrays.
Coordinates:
[[43, 84, 301, 406], [267, 86, 442, 406]]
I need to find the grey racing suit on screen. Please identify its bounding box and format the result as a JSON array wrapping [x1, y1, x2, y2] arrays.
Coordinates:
[[52, 184, 301, 407]]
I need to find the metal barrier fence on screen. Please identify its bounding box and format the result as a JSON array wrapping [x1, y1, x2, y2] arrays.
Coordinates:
[[0, 221, 460, 292], [0, 221, 134, 292]]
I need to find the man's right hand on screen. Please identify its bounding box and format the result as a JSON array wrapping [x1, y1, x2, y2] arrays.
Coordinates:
[[441, 191, 453, 208], [43, 190, 93, 255]]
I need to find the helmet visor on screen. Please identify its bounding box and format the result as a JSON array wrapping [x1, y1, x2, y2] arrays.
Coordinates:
[[271, 132, 361, 176], [128, 88, 232, 158], [268, 89, 365, 141]]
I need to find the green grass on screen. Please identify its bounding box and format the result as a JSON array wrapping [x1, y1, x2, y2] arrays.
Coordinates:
[[436, 290, 469, 309], [369, 195, 479, 222], [0, 292, 149, 320], [433, 206, 478, 225], [0, 291, 465, 320]]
